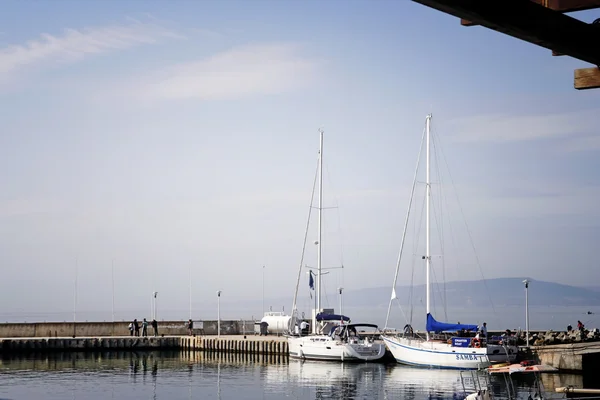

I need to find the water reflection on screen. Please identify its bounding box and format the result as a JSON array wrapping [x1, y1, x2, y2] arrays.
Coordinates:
[[0, 350, 174, 372], [217, 359, 221, 400], [280, 360, 386, 399], [383, 365, 488, 400], [498, 372, 584, 398], [0, 351, 589, 400], [0, 350, 287, 373]]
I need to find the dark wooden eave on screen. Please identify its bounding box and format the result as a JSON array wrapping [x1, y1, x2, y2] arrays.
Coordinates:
[[461, 0, 600, 25], [413, 0, 600, 89]]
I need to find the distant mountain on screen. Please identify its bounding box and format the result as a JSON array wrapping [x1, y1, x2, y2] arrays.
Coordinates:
[[340, 278, 600, 308], [219, 278, 600, 316], [582, 286, 600, 293]]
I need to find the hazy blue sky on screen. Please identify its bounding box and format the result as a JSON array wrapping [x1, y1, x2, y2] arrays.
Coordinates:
[[0, 1, 599, 322]]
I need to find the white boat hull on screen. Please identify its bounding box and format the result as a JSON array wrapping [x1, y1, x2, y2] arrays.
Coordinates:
[[288, 335, 386, 362], [382, 336, 517, 369], [465, 390, 492, 400]]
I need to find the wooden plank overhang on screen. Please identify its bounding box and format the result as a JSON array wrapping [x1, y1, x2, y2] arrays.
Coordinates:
[[413, 0, 600, 90]]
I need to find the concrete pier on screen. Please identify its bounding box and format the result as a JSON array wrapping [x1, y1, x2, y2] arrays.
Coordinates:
[[533, 342, 600, 372], [0, 335, 288, 356], [180, 335, 288, 355], [0, 336, 181, 352], [1, 321, 599, 372]]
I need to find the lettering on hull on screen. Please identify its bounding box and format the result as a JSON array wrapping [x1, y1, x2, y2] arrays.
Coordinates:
[[455, 354, 482, 361]]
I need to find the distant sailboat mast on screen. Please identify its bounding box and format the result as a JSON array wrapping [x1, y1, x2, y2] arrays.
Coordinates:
[[425, 114, 431, 341], [315, 128, 324, 334]]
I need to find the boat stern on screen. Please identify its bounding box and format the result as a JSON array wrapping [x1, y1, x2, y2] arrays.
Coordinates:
[[346, 341, 387, 361], [486, 344, 518, 363]]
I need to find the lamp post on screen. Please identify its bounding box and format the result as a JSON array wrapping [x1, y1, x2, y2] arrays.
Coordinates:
[[523, 280, 529, 347], [338, 287, 344, 315], [73, 257, 78, 323], [153, 291, 158, 320], [217, 290, 221, 338], [111, 259, 115, 323], [262, 266, 265, 318]]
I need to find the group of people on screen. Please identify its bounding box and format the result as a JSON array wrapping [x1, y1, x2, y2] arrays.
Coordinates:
[[567, 320, 586, 334], [129, 318, 159, 337], [454, 322, 488, 340]]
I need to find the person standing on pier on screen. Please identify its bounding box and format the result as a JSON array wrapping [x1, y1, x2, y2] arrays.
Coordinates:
[[152, 319, 158, 337], [128, 322, 134, 336], [300, 320, 309, 336], [133, 319, 140, 337], [142, 318, 148, 337], [187, 319, 194, 335], [577, 320, 585, 336], [480, 322, 488, 342]]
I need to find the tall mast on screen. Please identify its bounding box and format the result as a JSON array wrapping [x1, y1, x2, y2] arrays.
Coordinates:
[[316, 129, 324, 316], [111, 259, 115, 323], [425, 114, 432, 339]]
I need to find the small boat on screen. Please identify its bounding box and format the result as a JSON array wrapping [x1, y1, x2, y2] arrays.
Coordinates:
[[487, 362, 558, 375], [465, 391, 492, 400], [555, 387, 600, 398], [488, 362, 510, 369]]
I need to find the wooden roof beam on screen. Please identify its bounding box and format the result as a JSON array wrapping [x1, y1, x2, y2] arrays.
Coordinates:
[[575, 67, 600, 89], [549, 0, 600, 12], [461, 0, 600, 26], [414, 0, 600, 66]]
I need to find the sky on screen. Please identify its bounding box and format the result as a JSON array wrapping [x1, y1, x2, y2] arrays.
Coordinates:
[[0, 0, 599, 322]]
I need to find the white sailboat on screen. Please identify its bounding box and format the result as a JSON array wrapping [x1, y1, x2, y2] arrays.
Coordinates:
[[287, 129, 386, 362], [381, 114, 518, 369]]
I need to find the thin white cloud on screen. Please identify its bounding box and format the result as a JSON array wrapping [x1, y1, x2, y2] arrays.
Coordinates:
[[0, 20, 181, 84], [214, 187, 403, 208], [458, 180, 600, 222], [448, 109, 599, 144], [562, 135, 600, 152], [132, 43, 320, 102], [188, 27, 224, 39]]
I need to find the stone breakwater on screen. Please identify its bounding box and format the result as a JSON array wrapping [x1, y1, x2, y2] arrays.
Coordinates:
[[481, 329, 600, 346], [531, 329, 600, 345]]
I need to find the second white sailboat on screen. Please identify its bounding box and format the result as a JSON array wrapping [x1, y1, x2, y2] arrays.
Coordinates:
[[287, 129, 386, 362]]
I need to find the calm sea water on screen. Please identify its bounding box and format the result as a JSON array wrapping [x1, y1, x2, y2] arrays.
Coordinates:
[[0, 351, 593, 400]]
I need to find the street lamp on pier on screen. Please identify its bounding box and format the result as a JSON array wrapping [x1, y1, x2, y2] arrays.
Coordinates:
[[152, 291, 158, 320], [523, 280, 530, 347], [217, 290, 222, 338]]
